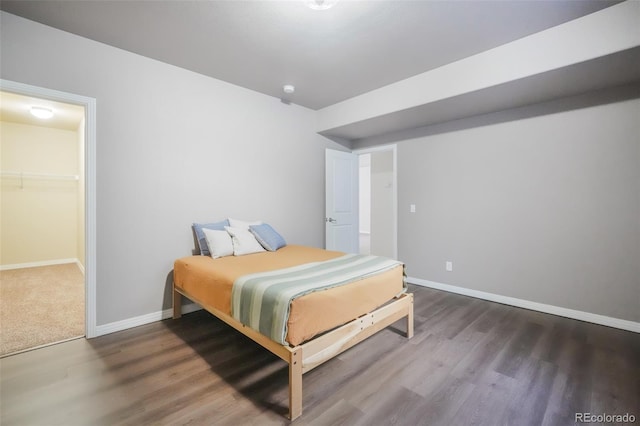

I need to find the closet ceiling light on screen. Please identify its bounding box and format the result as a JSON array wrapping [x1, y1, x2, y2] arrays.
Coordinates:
[[306, 0, 339, 11], [30, 106, 53, 119]]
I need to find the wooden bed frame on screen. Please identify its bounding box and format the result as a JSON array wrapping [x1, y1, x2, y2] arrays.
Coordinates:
[[173, 284, 413, 420]]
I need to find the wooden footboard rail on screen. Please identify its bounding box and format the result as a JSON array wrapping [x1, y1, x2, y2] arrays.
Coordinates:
[[173, 286, 414, 420]]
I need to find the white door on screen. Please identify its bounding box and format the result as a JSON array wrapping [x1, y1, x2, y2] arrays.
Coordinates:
[[325, 149, 359, 253]]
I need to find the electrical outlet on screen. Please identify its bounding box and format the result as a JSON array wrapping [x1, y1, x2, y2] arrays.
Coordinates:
[[446, 261, 453, 272]]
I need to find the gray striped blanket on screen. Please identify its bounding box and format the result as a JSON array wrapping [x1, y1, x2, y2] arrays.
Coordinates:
[[231, 253, 404, 345]]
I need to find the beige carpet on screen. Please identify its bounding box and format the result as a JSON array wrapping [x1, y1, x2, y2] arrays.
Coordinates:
[[0, 263, 84, 357]]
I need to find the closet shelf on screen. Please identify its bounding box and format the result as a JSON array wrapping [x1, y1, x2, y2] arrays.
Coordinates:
[[0, 171, 80, 181]]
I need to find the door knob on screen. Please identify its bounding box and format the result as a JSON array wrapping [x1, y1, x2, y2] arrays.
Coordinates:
[[325, 217, 337, 223]]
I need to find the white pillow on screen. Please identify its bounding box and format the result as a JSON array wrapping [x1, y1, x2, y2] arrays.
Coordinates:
[[228, 218, 262, 230], [202, 228, 234, 259], [225, 226, 266, 256]]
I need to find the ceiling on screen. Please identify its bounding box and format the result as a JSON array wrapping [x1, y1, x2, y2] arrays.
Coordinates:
[[0, 91, 85, 131], [0, 0, 621, 110]]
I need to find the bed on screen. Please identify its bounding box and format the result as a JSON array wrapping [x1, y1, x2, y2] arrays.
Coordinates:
[[173, 244, 413, 420]]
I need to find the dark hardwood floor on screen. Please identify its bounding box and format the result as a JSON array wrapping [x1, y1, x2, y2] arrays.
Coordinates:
[[1, 285, 638, 425]]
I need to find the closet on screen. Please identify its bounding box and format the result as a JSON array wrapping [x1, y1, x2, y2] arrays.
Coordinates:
[[0, 91, 85, 356]]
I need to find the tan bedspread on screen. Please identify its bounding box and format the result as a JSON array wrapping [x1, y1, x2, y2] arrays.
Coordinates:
[[173, 245, 404, 346]]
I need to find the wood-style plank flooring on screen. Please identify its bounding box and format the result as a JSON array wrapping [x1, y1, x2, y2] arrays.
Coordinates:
[[1, 285, 638, 425]]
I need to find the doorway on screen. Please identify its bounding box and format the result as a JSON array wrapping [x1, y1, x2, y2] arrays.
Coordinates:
[[0, 80, 96, 355], [355, 145, 397, 259]]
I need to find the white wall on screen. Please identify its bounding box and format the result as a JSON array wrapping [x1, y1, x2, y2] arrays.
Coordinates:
[[370, 150, 394, 258], [1, 12, 343, 326], [1, 121, 79, 266], [358, 153, 370, 234]]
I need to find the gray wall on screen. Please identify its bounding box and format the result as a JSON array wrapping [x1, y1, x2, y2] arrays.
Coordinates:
[[0, 12, 343, 325], [3, 11, 638, 327], [396, 95, 640, 322]]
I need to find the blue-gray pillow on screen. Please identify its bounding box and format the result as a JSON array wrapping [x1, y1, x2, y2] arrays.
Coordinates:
[[193, 219, 230, 256], [249, 223, 286, 251]]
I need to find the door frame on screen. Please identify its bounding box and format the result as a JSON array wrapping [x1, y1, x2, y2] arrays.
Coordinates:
[[1, 79, 97, 338], [353, 144, 398, 259]]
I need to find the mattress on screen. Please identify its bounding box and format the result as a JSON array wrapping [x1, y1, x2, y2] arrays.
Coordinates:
[[173, 245, 404, 346]]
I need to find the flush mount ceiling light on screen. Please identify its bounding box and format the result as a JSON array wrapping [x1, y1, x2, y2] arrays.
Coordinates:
[[283, 84, 295, 94], [30, 106, 53, 119], [306, 0, 339, 11]]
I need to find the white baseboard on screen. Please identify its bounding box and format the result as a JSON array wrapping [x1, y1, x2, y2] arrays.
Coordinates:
[[93, 278, 640, 338], [76, 260, 85, 275], [0, 258, 79, 271], [407, 276, 640, 334], [95, 303, 202, 337]]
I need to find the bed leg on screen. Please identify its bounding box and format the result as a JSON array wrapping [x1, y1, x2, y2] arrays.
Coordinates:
[[173, 287, 182, 319], [407, 293, 414, 339], [288, 349, 303, 420]]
